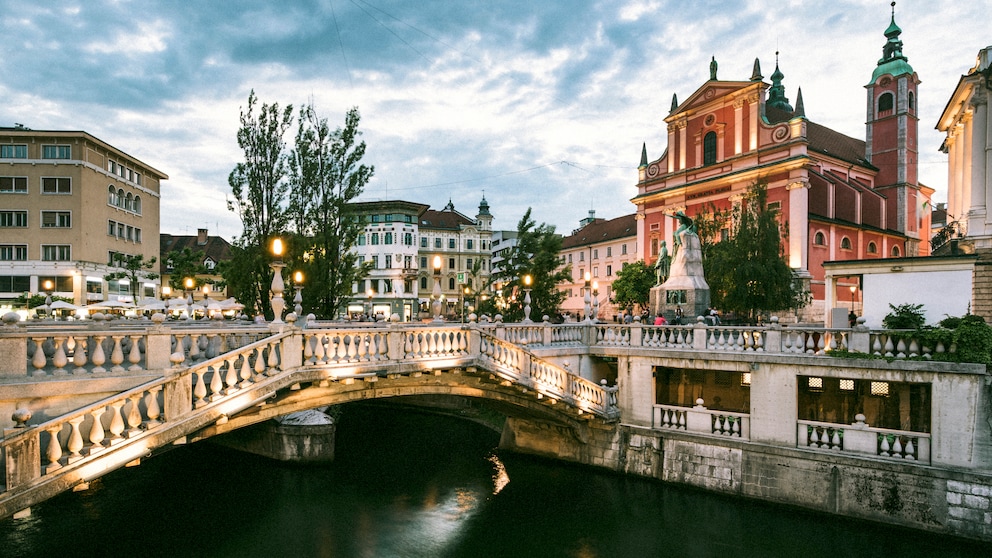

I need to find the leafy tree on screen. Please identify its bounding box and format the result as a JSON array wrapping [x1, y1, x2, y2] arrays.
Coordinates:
[[491, 208, 571, 321], [104, 254, 158, 301], [164, 247, 206, 291], [287, 104, 374, 318], [610, 260, 655, 314], [225, 90, 294, 317], [702, 182, 807, 324]]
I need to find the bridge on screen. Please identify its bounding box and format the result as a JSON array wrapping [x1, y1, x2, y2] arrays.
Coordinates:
[[1, 315, 990, 542]]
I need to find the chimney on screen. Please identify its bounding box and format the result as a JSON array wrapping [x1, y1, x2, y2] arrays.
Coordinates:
[[197, 228, 208, 246]]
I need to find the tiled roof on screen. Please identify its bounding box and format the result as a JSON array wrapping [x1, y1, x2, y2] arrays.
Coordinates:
[[159, 233, 233, 271], [561, 214, 637, 249], [765, 106, 872, 169], [420, 209, 475, 230]]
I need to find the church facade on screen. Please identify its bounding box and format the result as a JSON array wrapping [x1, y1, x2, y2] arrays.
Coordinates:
[[631, 9, 932, 322]]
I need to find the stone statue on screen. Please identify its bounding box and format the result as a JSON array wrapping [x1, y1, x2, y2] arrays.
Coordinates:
[[655, 241, 670, 285], [710, 56, 718, 80], [671, 211, 695, 261]]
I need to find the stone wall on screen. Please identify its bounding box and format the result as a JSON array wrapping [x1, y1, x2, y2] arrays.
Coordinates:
[[500, 418, 992, 542]]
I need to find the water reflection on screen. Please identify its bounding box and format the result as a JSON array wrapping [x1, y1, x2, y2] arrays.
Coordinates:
[[0, 404, 987, 558]]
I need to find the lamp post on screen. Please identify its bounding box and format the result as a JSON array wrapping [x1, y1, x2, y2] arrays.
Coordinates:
[[162, 285, 171, 316], [462, 285, 471, 323], [184, 277, 194, 306], [432, 255, 443, 321], [591, 280, 599, 323], [293, 271, 304, 317], [43, 279, 53, 318], [269, 238, 286, 324], [582, 271, 592, 322], [522, 274, 533, 323]]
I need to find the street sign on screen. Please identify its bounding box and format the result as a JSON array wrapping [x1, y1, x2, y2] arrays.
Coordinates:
[[457, 273, 465, 283]]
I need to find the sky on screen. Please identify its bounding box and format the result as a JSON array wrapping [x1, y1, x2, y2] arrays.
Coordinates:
[[1, 0, 989, 240]]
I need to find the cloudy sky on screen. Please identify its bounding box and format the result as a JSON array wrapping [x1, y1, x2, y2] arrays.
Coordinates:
[[1, 0, 988, 240]]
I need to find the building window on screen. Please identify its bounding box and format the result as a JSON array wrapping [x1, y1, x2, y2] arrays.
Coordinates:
[[420, 277, 427, 289], [42, 245, 71, 261], [405, 233, 413, 246], [434, 238, 442, 249], [0, 210, 28, 227], [703, 131, 717, 165], [42, 145, 71, 159], [0, 245, 27, 261], [420, 256, 427, 268], [372, 255, 379, 268], [568, 254, 572, 263], [579, 252, 585, 262], [840, 237, 852, 250], [593, 267, 599, 277], [0, 275, 30, 293], [606, 246, 612, 257], [420, 236, 428, 248], [466, 258, 473, 269], [593, 249, 598, 259], [385, 254, 392, 268], [41, 211, 71, 228], [133, 195, 141, 214], [867, 241, 878, 254], [466, 239, 474, 250], [891, 245, 901, 257], [0, 145, 27, 158], [358, 234, 366, 246], [448, 257, 455, 269], [384, 232, 393, 245], [42, 177, 71, 194], [606, 265, 612, 276], [878, 92, 894, 114], [86, 279, 102, 294], [621, 244, 627, 255], [448, 238, 456, 249], [0, 177, 27, 193], [448, 277, 456, 290], [908, 91, 915, 111], [371, 233, 379, 245], [813, 231, 826, 246]]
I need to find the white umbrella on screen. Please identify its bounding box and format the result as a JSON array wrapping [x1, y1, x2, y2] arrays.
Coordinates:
[[140, 300, 167, 311], [49, 300, 80, 310], [88, 300, 135, 310]]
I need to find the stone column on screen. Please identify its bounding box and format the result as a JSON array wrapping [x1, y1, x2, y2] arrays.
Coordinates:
[[787, 180, 810, 272]]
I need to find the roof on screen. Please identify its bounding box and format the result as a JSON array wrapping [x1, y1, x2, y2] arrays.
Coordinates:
[[160, 233, 233, 270], [420, 208, 476, 230], [561, 214, 637, 249], [765, 106, 872, 169], [0, 127, 169, 179]]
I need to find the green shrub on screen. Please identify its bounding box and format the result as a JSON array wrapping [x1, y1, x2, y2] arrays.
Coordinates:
[[882, 303, 926, 330], [952, 319, 992, 365]]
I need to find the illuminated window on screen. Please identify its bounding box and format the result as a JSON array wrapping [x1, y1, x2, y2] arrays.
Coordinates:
[[870, 381, 889, 396], [839, 379, 855, 391], [741, 373, 751, 386], [807, 377, 823, 391]]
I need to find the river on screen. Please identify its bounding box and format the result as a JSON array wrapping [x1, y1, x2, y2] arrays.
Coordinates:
[[1, 404, 988, 557]]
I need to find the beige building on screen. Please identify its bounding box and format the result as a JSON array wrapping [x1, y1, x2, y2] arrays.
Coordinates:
[[0, 126, 166, 308], [559, 211, 638, 320]]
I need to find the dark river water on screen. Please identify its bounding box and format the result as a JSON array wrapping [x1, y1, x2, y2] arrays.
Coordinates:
[[1, 404, 988, 558]]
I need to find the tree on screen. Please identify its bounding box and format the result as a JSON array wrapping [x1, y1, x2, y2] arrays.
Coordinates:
[[104, 254, 158, 301], [225, 90, 294, 317], [491, 208, 571, 322], [287, 104, 374, 318], [163, 247, 206, 291], [610, 260, 655, 313], [702, 182, 808, 324]]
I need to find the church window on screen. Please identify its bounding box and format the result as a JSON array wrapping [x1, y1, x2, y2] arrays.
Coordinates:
[[813, 232, 826, 246], [878, 92, 894, 114], [867, 241, 878, 254], [703, 131, 717, 165], [908, 91, 915, 111], [840, 237, 852, 250], [891, 245, 901, 257]]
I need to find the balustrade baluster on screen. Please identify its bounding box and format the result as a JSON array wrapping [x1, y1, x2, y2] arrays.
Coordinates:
[[895, 339, 908, 359], [304, 334, 315, 365], [187, 334, 201, 361], [31, 337, 48, 375], [193, 369, 208, 407], [171, 334, 186, 365], [678, 412, 686, 429], [893, 436, 904, 457], [879, 434, 891, 456], [872, 335, 883, 356], [107, 400, 125, 444], [88, 408, 107, 453], [905, 438, 916, 460], [313, 334, 327, 363], [145, 387, 162, 426], [883, 336, 895, 357], [731, 417, 740, 436], [831, 429, 842, 450], [238, 354, 253, 386], [72, 336, 89, 374], [209, 363, 224, 399], [126, 394, 143, 435], [810, 427, 820, 447], [224, 357, 240, 393], [267, 341, 280, 373], [44, 425, 64, 472], [51, 338, 69, 375], [128, 335, 143, 372], [253, 347, 266, 380], [66, 416, 85, 463], [110, 336, 126, 373]]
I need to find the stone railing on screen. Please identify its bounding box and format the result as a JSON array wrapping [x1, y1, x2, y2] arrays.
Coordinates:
[[868, 331, 955, 359], [797, 416, 931, 463], [478, 331, 617, 418], [653, 402, 750, 439]]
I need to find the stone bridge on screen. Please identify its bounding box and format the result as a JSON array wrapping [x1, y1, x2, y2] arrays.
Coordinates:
[[1, 317, 991, 542]]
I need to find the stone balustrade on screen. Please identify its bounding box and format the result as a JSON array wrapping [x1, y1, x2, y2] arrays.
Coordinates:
[[653, 403, 750, 438], [798, 417, 932, 463]]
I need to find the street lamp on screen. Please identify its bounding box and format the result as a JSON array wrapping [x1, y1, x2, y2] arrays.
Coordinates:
[[43, 279, 53, 317], [270, 237, 286, 324], [432, 255, 443, 321], [591, 280, 599, 323], [293, 271, 304, 317], [462, 285, 471, 323], [161, 285, 172, 315], [583, 271, 592, 322], [522, 274, 533, 323]]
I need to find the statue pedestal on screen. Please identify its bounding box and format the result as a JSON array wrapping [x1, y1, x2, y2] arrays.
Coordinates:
[[650, 230, 709, 323]]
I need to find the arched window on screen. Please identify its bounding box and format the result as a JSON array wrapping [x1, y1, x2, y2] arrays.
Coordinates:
[[867, 241, 877, 254], [813, 231, 826, 246], [840, 237, 852, 250], [125, 192, 134, 212], [891, 245, 901, 257], [703, 131, 717, 165], [448, 277, 456, 290], [420, 277, 427, 290], [133, 195, 141, 214], [108, 185, 116, 205], [117, 189, 125, 208], [908, 91, 915, 111], [878, 92, 894, 113]]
